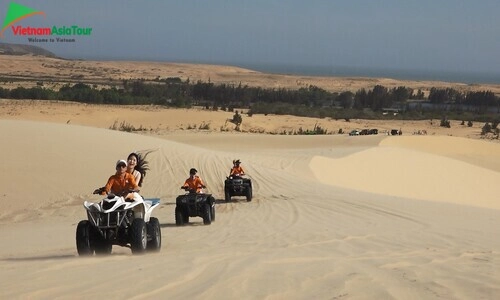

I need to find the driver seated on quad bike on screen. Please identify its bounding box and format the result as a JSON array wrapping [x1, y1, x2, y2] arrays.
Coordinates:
[[94, 160, 141, 201], [229, 159, 245, 177], [181, 168, 206, 193]]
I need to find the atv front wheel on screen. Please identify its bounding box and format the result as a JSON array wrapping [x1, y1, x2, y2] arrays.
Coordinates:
[[147, 217, 161, 252], [224, 188, 231, 202], [209, 196, 215, 221], [130, 219, 147, 254], [175, 207, 185, 226], [246, 186, 253, 202], [203, 203, 212, 225], [76, 220, 94, 256]]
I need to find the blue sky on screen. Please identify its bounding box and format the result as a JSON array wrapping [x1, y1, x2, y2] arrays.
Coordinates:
[[1, 0, 499, 78]]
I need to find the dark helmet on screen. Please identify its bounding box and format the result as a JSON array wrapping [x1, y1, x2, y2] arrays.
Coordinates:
[[189, 168, 197, 175], [234, 159, 241, 164]]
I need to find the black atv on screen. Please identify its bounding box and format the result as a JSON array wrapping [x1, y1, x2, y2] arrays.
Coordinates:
[[224, 175, 252, 202], [175, 187, 215, 226]]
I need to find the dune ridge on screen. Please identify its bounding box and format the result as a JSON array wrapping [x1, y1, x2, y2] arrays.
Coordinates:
[[310, 145, 500, 209]]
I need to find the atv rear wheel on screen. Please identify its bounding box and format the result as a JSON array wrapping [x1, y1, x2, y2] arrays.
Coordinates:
[[175, 207, 185, 226], [76, 220, 94, 256], [147, 217, 161, 252], [203, 203, 212, 225], [130, 219, 147, 254]]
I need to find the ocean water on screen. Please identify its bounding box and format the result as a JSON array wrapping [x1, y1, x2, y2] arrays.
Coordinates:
[[85, 53, 499, 85], [235, 63, 500, 85]]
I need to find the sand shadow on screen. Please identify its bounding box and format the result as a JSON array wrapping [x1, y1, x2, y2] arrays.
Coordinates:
[[214, 198, 227, 204], [160, 220, 209, 228], [215, 198, 250, 204], [160, 222, 178, 228], [2, 254, 76, 261], [1, 251, 134, 261]]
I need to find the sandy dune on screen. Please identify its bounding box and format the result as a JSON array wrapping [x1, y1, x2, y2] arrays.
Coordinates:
[[2, 55, 500, 95], [311, 136, 500, 209], [1, 105, 500, 299]]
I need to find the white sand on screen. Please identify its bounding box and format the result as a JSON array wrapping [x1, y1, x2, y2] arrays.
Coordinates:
[[1, 106, 500, 299]]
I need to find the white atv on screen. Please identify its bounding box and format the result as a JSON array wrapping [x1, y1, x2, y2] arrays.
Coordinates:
[[76, 191, 161, 256]]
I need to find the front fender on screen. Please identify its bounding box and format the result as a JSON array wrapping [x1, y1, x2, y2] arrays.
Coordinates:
[[143, 198, 160, 221]]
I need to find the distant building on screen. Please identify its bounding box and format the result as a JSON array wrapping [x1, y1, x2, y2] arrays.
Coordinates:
[[382, 108, 402, 115], [382, 103, 406, 115]]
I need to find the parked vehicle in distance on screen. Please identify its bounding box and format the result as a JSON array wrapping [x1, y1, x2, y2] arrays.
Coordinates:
[[391, 129, 400, 135], [351, 129, 378, 136], [349, 129, 360, 136]]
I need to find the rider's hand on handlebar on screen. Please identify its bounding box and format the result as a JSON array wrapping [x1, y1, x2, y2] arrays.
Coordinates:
[[93, 187, 104, 195]]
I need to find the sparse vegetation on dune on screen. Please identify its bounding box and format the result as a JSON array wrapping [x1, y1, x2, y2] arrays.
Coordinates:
[[109, 120, 149, 132]]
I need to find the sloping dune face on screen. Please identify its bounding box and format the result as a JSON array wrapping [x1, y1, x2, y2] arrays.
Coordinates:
[[0, 119, 245, 218], [1, 120, 500, 299], [310, 136, 500, 210]]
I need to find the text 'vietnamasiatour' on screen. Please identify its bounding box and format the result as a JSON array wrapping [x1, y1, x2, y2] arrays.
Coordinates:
[[10, 25, 93, 36]]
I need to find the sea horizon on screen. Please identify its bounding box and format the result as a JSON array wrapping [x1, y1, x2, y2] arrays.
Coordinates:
[[72, 53, 500, 86], [234, 62, 500, 86]]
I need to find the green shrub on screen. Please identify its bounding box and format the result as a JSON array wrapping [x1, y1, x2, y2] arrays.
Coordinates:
[[199, 122, 210, 130], [440, 116, 451, 128], [482, 123, 492, 135]]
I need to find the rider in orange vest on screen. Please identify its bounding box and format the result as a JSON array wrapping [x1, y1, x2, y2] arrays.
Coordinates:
[[229, 159, 245, 177], [182, 168, 206, 193], [94, 160, 140, 200]]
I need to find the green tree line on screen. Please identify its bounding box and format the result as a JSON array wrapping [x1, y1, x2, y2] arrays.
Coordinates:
[[0, 79, 498, 120]]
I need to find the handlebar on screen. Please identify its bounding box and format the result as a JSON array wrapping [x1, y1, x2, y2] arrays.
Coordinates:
[[122, 189, 139, 196], [93, 187, 139, 197], [229, 174, 244, 177], [181, 186, 206, 193], [93, 187, 105, 195], [180, 187, 195, 193]]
